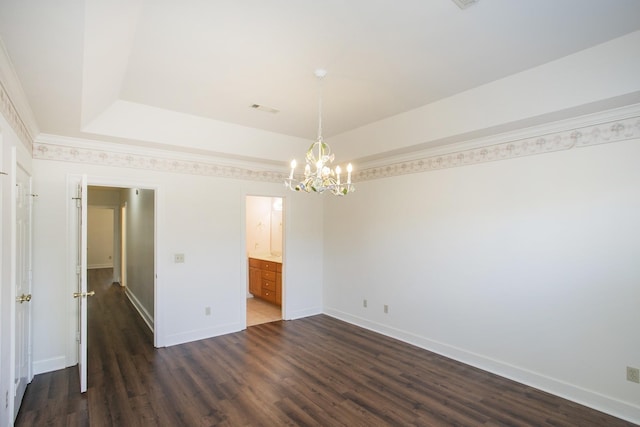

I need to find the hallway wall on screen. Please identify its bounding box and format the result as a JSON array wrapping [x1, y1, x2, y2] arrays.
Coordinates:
[[87, 207, 114, 269], [122, 187, 155, 325]]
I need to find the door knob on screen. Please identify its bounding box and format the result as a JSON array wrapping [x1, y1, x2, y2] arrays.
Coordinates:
[[73, 291, 96, 298], [16, 293, 32, 303]]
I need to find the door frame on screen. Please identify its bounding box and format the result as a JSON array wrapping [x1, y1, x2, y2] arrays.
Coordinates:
[[66, 175, 162, 377], [242, 193, 287, 327]]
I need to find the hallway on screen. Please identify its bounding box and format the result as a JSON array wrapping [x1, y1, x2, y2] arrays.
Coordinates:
[[16, 268, 156, 424]]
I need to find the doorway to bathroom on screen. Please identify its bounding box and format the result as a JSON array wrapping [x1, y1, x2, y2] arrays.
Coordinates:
[[245, 196, 283, 326]]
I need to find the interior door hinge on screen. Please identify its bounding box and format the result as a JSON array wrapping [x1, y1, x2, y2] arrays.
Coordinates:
[[76, 331, 80, 343], [76, 265, 81, 275]]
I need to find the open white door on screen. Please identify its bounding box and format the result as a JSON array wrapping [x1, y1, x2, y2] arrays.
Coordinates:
[[73, 175, 90, 392], [120, 202, 126, 288], [13, 165, 33, 419]]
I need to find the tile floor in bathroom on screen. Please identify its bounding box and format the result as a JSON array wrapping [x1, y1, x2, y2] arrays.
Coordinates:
[[246, 297, 282, 326]]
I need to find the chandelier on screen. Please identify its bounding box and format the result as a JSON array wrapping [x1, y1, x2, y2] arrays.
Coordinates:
[[285, 69, 354, 196]]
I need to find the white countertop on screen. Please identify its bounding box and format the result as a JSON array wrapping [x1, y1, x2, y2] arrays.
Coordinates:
[[248, 252, 282, 263]]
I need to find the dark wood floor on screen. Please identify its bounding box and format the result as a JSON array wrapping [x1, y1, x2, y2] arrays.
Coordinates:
[[16, 269, 635, 426]]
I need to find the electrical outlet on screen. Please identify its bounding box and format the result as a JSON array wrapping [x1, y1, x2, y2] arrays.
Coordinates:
[[174, 253, 185, 263], [205, 307, 211, 316], [363, 299, 367, 308], [627, 366, 640, 383], [384, 304, 389, 314]]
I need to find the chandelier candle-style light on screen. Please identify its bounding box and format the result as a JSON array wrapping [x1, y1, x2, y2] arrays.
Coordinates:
[[285, 69, 354, 196]]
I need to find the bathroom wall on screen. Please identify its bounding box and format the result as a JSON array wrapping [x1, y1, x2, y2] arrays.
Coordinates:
[[246, 196, 282, 256], [270, 198, 283, 255], [246, 196, 272, 255]]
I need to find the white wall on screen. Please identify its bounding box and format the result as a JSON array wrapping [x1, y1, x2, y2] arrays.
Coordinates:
[[271, 198, 283, 255], [88, 187, 121, 205], [87, 186, 122, 282], [87, 207, 114, 268], [319, 29, 640, 423], [324, 137, 640, 422], [245, 196, 272, 255], [246, 196, 283, 256], [31, 158, 324, 373], [122, 187, 154, 322]]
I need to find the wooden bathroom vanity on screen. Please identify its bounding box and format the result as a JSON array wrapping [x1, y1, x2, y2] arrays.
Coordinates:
[[248, 256, 282, 306]]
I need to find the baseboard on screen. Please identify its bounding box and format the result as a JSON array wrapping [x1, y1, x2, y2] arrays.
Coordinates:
[[163, 305, 321, 346], [33, 356, 66, 375], [88, 263, 113, 269], [164, 322, 244, 347], [285, 305, 322, 320], [124, 287, 154, 332], [323, 307, 640, 425]]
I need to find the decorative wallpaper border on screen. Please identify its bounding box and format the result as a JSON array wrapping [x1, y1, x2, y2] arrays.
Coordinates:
[[33, 114, 640, 184], [0, 81, 33, 153], [33, 142, 288, 183], [354, 115, 640, 182]]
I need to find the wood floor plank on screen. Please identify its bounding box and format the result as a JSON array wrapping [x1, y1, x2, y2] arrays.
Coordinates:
[[15, 268, 637, 426]]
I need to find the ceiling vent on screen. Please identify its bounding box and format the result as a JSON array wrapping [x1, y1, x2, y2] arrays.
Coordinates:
[[250, 104, 279, 114], [451, 0, 478, 9]]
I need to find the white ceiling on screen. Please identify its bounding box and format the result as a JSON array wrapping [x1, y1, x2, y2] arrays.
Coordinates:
[[1, 0, 640, 161]]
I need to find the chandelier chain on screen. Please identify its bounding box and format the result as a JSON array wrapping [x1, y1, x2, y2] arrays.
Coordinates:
[[317, 73, 323, 143]]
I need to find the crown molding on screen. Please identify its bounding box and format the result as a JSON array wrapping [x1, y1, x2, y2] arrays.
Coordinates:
[[354, 105, 640, 182], [0, 38, 39, 153]]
